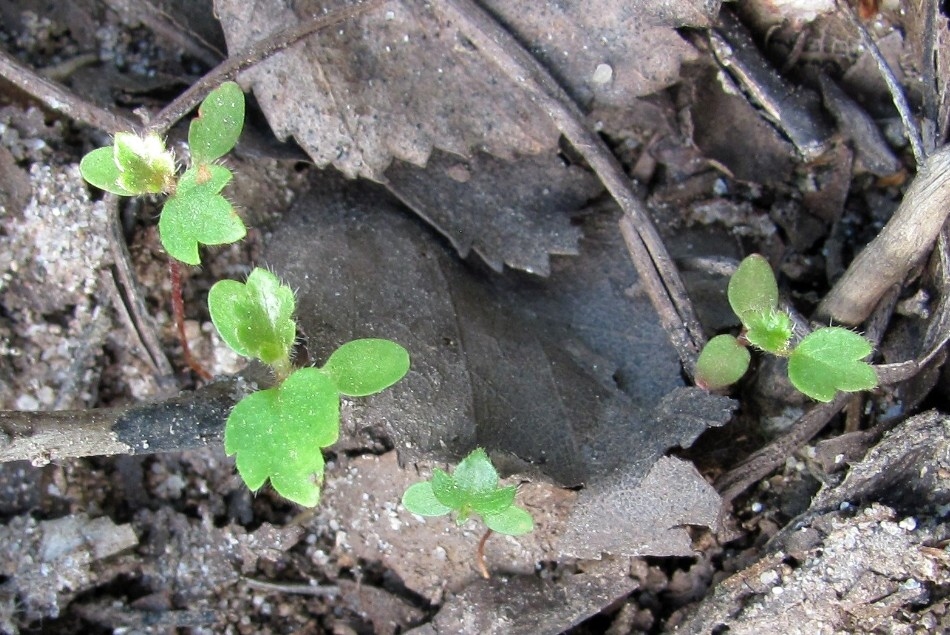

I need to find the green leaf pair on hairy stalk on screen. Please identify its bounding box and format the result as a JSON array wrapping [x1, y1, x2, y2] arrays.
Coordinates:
[[696, 254, 878, 402], [209, 268, 411, 507], [80, 81, 247, 265]]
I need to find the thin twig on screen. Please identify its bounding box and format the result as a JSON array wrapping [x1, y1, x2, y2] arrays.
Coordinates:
[[437, 0, 705, 372], [244, 578, 340, 597], [105, 195, 177, 381], [0, 47, 138, 134], [835, 0, 927, 164], [476, 528, 493, 579], [0, 375, 257, 464], [149, 0, 385, 135], [715, 394, 851, 504]]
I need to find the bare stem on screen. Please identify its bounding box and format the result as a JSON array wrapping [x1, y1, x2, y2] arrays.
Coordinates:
[[476, 528, 493, 579], [169, 259, 213, 381]]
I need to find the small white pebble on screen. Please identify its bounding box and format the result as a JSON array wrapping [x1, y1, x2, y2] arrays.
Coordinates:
[[898, 517, 917, 531], [751, 502, 764, 513], [759, 570, 779, 586], [15, 394, 40, 410], [881, 521, 901, 535], [592, 63, 613, 84]]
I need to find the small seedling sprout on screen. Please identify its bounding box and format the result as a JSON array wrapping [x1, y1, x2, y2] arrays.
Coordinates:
[[80, 81, 248, 266], [79, 82, 411, 509], [402, 448, 534, 577], [210, 267, 410, 506], [696, 254, 878, 401]]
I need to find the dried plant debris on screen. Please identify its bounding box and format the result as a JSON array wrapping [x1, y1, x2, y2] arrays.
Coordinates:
[[0, 513, 137, 624], [558, 389, 734, 559], [679, 503, 950, 633], [681, 63, 798, 185], [214, 0, 718, 181], [407, 558, 636, 635], [811, 410, 950, 516], [215, 0, 559, 180], [477, 0, 717, 108], [384, 150, 600, 275]]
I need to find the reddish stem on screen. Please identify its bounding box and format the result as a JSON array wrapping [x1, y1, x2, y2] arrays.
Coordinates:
[[169, 259, 213, 381], [476, 528, 493, 579]]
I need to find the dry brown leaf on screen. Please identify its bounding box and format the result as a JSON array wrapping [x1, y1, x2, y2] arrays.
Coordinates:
[[215, 0, 559, 180], [384, 149, 600, 274], [214, 0, 717, 180]]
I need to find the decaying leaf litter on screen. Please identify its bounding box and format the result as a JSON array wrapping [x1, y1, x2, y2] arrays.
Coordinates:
[[0, 0, 949, 632]]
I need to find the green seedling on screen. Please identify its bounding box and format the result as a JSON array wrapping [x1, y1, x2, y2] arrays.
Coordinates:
[[403, 448, 533, 577], [696, 254, 878, 402], [80, 81, 247, 265], [210, 267, 410, 507]]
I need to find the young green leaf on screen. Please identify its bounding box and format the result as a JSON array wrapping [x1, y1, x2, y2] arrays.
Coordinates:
[[728, 254, 779, 323], [79, 146, 136, 195], [189, 81, 246, 164], [696, 334, 750, 390], [452, 447, 500, 495], [208, 268, 296, 366], [113, 132, 176, 194], [402, 481, 454, 516], [484, 505, 534, 536], [431, 468, 466, 510], [744, 310, 794, 354], [225, 367, 340, 507], [322, 338, 410, 396], [788, 327, 878, 402], [471, 485, 517, 516], [158, 164, 246, 265]]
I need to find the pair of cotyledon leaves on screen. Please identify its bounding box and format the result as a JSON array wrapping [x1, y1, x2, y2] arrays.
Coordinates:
[[402, 448, 534, 536], [696, 254, 877, 402], [79, 82, 247, 265], [209, 268, 410, 507]]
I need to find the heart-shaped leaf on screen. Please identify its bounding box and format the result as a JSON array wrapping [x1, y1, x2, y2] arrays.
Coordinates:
[[224, 367, 340, 507], [113, 132, 176, 194], [79, 146, 136, 195], [484, 505, 535, 536], [322, 338, 410, 397], [696, 334, 750, 390], [189, 81, 246, 164], [158, 165, 246, 265], [788, 327, 878, 402], [208, 268, 296, 365]]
